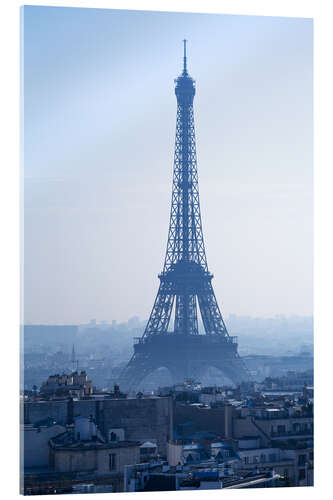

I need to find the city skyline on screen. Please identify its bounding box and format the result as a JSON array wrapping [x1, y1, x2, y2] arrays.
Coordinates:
[[23, 7, 313, 324]]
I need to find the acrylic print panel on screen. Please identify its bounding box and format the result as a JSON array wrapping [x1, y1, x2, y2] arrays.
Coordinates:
[[21, 4, 313, 495]]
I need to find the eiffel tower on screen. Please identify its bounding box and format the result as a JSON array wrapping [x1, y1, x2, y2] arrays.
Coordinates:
[[120, 41, 249, 390]]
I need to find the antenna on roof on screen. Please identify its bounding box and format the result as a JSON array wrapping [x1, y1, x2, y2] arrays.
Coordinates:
[[71, 344, 75, 372]]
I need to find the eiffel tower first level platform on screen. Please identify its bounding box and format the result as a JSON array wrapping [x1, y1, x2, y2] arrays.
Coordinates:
[[121, 334, 247, 390], [119, 41, 250, 390]]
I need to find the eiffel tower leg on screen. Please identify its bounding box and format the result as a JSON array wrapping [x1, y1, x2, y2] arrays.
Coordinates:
[[119, 352, 159, 392], [209, 355, 250, 385]]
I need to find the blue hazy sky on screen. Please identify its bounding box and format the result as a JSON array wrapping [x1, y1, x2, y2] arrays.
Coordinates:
[[23, 6, 313, 324]]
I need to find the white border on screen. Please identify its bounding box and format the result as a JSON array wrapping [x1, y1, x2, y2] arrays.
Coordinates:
[[1, 1, 332, 499]]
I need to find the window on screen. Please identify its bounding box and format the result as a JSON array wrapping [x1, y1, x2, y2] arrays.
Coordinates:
[[253, 456, 259, 464], [260, 454, 266, 463], [309, 451, 314, 461], [298, 469, 306, 481], [268, 454, 276, 462], [109, 453, 116, 471], [110, 432, 117, 442], [298, 454, 306, 466], [277, 425, 286, 434], [243, 456, 249, 464]]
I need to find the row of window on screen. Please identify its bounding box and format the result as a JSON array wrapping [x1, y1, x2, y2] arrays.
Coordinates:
[[242, 453, 277, 464], [271, 423, 313, 435], [242, 451, 313, 467]]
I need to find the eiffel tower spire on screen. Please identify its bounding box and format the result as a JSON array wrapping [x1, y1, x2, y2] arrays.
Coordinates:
[[119, 42, 249, 390], [182, 39, 188, 75]]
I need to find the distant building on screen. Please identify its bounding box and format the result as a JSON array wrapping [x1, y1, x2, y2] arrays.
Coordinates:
[[23, 416, 142, 494], [140, 441, 158, 463], [49, 416, 141, 477], [40, 371, 93, 399], [169, 378, 313, 488], [170, 437, 240, 465], [230, 402, 313, 486], [23, 419, 66, 469], [124, 461, 283, 492], [24, 395, 173, 456]]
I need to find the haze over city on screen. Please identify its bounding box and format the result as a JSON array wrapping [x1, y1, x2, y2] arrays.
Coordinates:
[[23, 7, 313, 324]]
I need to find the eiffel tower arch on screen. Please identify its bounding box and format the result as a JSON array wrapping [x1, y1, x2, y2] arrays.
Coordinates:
[[119, 41, 250, 391]]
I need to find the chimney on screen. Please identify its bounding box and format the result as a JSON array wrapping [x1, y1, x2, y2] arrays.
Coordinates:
[[224, 405, 233, 438]]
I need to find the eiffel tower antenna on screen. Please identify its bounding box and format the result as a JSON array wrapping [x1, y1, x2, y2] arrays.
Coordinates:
[[183, 39, 187, 74]]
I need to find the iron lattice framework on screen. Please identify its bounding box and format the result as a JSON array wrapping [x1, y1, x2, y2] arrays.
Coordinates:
[[120, 42, 249, 389]]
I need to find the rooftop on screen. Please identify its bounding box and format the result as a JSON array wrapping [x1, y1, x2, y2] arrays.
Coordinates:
[[49, 432, 140, 451]]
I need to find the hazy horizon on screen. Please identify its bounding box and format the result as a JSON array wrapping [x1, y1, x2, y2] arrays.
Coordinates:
[[22, 312, 314, 327], [23, 7, 313, 324]]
